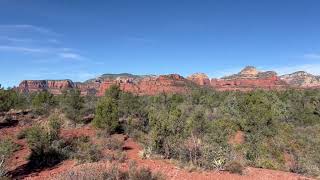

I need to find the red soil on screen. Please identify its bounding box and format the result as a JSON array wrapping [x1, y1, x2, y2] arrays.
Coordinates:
[[2, 125, 314, 180], [228, 131, 245, 145]]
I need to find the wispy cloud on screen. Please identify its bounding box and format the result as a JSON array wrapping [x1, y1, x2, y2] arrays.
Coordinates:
[[0, 24, 60, 36], [0, 36, 34, 43], [0, 45, 47, 53], [0, 45, 86, 61], [58, 52, 84, 60], [0, 24, 88, 61], [303, 53, 320, 59], [47, 39, 60, 44]]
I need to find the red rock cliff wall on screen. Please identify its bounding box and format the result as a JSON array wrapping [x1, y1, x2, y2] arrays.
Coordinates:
[[210, 76, 288, 91], [98, 74, 188, 96], [18, 80, 74, 94]]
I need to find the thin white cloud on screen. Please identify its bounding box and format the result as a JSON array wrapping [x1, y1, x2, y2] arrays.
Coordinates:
[[0, 36, 34, 43], [47, 39, 60, 44], [0, 24, 60, 36], [59, 52, 84, 60], [0, 45, 47, 53], [0, 45, 86, 61], [303, 53, 320, 59], [0, 24, 89, 62], [0, 36, 60, 44]]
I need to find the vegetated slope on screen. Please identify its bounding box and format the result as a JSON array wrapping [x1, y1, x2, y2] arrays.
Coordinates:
[[2, 83, 320, 179]]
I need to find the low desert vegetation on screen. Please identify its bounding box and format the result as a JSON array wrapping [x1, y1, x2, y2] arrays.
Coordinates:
[[70, 136, 102, 164], [1, 85, 320, 177], [56, 160, 164, 180], [0, 138, 20, 178], [102, 161, 164, 180], [19, 114, 101, 168], [91, 86, 320, 177]]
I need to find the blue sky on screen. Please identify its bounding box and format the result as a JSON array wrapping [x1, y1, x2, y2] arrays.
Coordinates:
[[1, 0, 320, 87]]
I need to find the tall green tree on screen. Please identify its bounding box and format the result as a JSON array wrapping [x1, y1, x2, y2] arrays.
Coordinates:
[[32, 91, 55, 115], [61, 89, 84, 124], [92, 85, 121, 133]]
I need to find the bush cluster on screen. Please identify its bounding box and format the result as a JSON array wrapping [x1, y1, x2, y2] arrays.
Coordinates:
[[92, 87, 320, 177]]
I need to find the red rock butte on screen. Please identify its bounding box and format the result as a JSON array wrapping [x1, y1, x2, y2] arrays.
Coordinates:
[[17, 66, 320, 96]]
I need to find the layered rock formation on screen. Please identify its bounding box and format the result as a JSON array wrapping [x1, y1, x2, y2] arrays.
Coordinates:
[[210, 66, 288, 91], [280, 71, 320, 88], [187, 73, 211, 86], [98, 74, 189, 96], [18, 74, 190, 96], [19, 80, 74, 94], [17, 66, 320, 96], [75, 81, 101, 96]]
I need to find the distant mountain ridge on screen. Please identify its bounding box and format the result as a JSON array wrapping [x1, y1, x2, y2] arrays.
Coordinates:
[[16, 66, 320, 96]]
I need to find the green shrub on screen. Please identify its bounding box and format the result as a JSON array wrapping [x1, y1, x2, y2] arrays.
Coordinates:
[[31, 91, 56, 115], [102, 164, 129, 180], [25, 126, 60, 167], [0, 139, 20, 158], [60, 89, 85, 124], [105, 137, 124, 151], [225, 161, 245, 175], [70, 136, 102, 163], [24, 116, 67, 168], [0, 88, 27, 112], [128, 160, 164, 180], [0, 139, 20, 177], [115, 151, 127, 163], [92, 85, 122, 133], [92, 96, 119, 133]]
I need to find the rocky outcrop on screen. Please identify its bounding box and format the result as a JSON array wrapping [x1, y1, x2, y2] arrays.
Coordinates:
[[75, 81, 101, 96], [222, 66, 277, 79], [98, 74, 189, 96], [211, 66, 288, 91], [211, 76, 287, 91], [18, 74, 190, 96], [19, 80, 74, 94], [187, 73, 211, 86], [17, 66, 320, 95], [280, 71, 320, 88]]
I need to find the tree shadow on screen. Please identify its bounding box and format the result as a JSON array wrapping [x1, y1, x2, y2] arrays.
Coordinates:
[[8, 150, 64, 179], [0, 120, 18, 129], [8, 159, 63, 179], [123, 146, 133, 151]]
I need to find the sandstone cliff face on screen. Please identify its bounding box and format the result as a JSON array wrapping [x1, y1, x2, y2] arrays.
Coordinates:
[[19, 80, 74, 94], [75, 81, 101, 96], [98, 74, 188, 96], [211, 66, 288, 91], [187, 73, 211, 86], [17, 66, 320, 96], [210, 76, 287, 91], [280, 71, 320, 88]]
